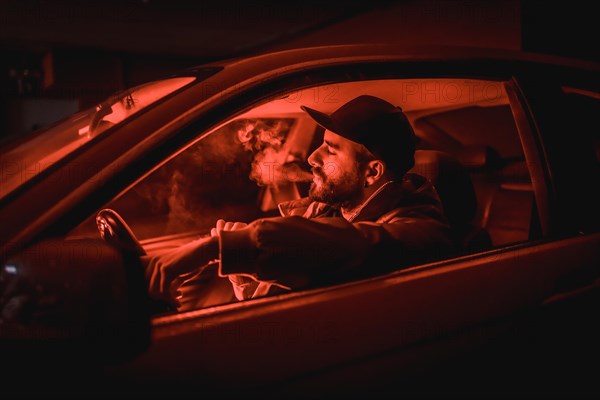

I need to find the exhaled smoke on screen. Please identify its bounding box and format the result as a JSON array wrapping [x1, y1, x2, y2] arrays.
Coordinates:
[[165, 169, 196, 232], [235, 118, 298, 189], [127, 117, 313, 237], [236, 119, 287, 152], [128, 119, 246, 236]]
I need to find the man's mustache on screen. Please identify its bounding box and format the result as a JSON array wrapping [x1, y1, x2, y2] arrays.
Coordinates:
[[311, 167, 326, 180]]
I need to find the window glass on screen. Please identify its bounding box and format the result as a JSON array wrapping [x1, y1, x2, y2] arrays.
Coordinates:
[[0, 77, 195, 200], [70, 78, 535, 312], [558, 85, 600, 233], [111, 117, 299, 240], [561, 86, 600, 165]]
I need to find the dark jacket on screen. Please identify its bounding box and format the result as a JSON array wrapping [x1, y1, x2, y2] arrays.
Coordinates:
[[218, 173, 454, 299]]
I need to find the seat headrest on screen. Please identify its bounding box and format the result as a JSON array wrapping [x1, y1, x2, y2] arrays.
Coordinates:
[[410, 150, 477, 228], [497, 161, 532, 191], [499, 161, 531, 182]]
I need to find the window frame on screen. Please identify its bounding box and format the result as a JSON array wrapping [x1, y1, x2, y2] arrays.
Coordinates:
[[123, 69, 550, 314]]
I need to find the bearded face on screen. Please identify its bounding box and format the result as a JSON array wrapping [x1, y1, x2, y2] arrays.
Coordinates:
[[308, 163, 364, 207]]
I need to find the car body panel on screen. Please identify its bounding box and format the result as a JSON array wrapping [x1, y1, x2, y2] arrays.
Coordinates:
[[107, 232, 599, 390]]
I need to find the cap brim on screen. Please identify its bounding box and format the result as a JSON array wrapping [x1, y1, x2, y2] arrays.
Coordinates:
[[300, 105, 342, 134]]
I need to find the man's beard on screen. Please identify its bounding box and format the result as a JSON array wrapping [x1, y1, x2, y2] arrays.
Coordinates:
[[309, 167, 363, 208]]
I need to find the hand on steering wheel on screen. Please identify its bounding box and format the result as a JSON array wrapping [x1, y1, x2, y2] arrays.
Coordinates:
[[96, 209, 177, 313], [96, 208, 146, 257]]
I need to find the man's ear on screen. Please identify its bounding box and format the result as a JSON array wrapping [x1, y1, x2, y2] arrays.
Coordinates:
[[365, 159, 386, 186]]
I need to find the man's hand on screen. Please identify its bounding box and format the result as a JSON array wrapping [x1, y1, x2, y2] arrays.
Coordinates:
[[211, 218, 247, 237], [144, 236, 219, 304], [144, 219, 246, 304]]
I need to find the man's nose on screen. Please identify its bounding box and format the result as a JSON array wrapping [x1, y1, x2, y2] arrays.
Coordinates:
[[307, 148, 321, 167]]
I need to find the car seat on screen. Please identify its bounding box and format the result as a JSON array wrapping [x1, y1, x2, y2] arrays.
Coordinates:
[[409, 149, 492, 252], [481, 161, 535, 246]]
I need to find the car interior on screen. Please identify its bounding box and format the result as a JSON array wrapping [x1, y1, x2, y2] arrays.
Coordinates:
[[234, 78, 537, 250], [409, 104, 536, 249], [67, 78, 539, 311]]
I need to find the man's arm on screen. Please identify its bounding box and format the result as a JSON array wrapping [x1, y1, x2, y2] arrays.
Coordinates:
[[145, 235, 219, 302], [146, 213, 452, 300], [218, 215, 453, 290]]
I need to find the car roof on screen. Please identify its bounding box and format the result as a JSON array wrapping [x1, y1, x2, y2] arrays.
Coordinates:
[[195, 44, 599, 72]]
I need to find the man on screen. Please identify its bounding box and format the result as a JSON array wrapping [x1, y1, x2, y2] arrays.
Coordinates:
[[144, 95, 453, 305]]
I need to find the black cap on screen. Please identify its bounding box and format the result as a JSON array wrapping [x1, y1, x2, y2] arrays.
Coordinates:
[[301, 95, 417, 175]]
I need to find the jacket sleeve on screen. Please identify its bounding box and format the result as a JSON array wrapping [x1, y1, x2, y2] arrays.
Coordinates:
[[218, 214, 453, 290]]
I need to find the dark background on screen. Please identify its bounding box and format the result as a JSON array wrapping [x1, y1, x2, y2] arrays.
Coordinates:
[[1, 0, 597, 140]]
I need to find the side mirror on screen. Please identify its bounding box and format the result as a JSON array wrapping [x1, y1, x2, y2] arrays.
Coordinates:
[[0, 238, 151, 364]]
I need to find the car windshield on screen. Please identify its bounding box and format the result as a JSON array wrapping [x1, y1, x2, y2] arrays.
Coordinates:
[[0, 76, 196, 200]]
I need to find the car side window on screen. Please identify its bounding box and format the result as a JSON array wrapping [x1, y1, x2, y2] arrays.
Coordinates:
[[557, 86, 600, 234], [70, 117, 303, 243], [561, 87, 600, 167], [68, 78, 540, 312]]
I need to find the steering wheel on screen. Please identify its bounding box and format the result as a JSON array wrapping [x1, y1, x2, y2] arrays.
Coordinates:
[[96, 209, 179, 313], [96, 209, 146, 256]]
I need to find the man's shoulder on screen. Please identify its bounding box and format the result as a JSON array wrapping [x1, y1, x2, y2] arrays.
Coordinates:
[[398, 173, 442, 206], [376, 174, 447, 223]]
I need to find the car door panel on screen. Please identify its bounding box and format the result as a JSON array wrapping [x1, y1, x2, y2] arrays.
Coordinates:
[[106, 232, 599, 391]]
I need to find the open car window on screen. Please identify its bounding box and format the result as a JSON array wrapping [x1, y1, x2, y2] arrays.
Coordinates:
[[69, 78, 537, 314]]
